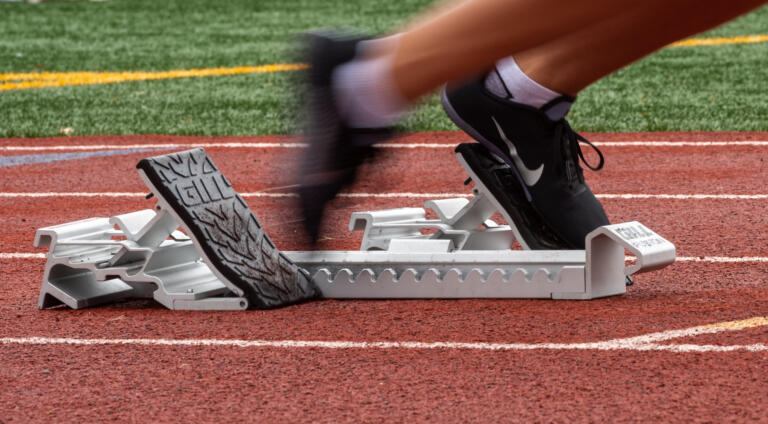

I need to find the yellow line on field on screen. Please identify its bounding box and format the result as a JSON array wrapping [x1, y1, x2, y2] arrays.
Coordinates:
[[0, 63, 307, 91], [1, 34, 766, 91], [699, 316, 768, 330], [669, 34, 768, 47]]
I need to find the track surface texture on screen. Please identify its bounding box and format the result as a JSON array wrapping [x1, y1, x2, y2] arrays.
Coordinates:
[[1, 131, 767, 423]]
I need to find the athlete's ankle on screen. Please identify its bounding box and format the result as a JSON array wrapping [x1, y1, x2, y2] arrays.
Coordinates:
[[485, 56, 574, 121], [331, 35, 410, 129]]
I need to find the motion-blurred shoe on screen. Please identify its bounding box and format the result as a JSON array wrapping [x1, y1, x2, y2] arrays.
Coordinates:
[[297, 31, 393, 243]]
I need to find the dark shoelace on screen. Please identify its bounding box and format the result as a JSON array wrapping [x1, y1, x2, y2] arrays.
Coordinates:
[[554, 120, 604, 185]]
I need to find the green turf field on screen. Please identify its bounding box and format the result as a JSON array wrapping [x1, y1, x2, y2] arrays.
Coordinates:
[[1, 0, 767, 137]]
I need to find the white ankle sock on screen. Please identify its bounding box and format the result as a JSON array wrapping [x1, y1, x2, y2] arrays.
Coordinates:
[[331, 37, 409, 129], [486, 56, 572, 120]]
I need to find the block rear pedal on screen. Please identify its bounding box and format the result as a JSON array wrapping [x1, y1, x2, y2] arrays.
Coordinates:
[[136, 148, 318, 309]]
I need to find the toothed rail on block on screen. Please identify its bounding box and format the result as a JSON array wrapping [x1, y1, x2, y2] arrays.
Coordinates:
[[35, 146, 676, 310]]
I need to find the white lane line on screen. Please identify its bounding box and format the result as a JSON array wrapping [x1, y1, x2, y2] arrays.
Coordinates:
[[2, 338, 764, 352], [2, 140, 768, 151], [1, 317, 766, 352], [598, 194, 768, 200], [0, 192, 146, 197], [4, 253, 768, 263], [677, 256, 768, 263], [1, 192, 767, 200], [601, 316, 768, 350], [338, 192, 470, 198], [0, 253, 45, 259], [602, 324, 728, 346], [236, 192, 473, 199], [637, 343, 768, 352], [0, 143, 307, 151], [594, 141, 768, 146], [0, 192, 468, 198]]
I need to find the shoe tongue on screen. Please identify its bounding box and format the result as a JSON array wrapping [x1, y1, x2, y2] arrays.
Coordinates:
[[540, 95, 575, 121]]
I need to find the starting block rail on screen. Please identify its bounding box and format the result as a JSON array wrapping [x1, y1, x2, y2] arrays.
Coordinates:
[[35, 146, 676, 310], [287, 218, 674, 300]]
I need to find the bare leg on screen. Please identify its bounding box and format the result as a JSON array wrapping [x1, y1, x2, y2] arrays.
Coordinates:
[[295, 0, 765, 243], [378, 0, 670, 100], [365, 0, 765, 100], [513, 0, 767, 96]]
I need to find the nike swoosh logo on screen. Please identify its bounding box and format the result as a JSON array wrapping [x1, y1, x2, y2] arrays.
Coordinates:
[[491, 116, 543, 186]]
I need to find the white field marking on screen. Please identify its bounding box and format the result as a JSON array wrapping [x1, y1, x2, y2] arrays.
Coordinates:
[[593, 141, 768, 147], [0, 192, 146, 197], [235, 192, 473, 199], [3, 140, 768, 152], [337, 192, 470, 198], [0, 143, 307, 151], [625, 256, 768, 263], [0, 143, 445, 151], [0, 191, 469, 198], [1, 317, 766, 352], [636, 343, 768, 353], [1, 192, 768, 200], [0, 253, 45, 259], [600, 316, 768, 346], [677, 256, 768, 263], [598, 194, 768, 200], [5, 253, 768, 263]]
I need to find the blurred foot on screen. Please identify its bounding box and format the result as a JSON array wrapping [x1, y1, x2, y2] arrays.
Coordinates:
[[297, 31, 395, 242]]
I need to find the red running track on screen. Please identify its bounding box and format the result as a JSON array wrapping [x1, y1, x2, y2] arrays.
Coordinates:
[[1, 132, 767, 422]]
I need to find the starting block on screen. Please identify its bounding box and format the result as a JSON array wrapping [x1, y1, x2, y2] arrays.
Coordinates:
[[35, 145, 675, 310]]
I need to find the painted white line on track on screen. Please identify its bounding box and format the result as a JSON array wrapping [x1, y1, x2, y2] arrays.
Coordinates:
[[594, 141, 768, 147], [638, 343, 768, 353], [1, 337, 760, 352], [625, 256, 768, 263], [598, 194, 768, 200], [603, 325, 727, 345], [677, 256, 768, 263], [3, 140, 768, 152], [1, 317, 766, 353], [337, 192, 470, 198], [1, 192, 768, 200], [0, 192, 146, 197], [0, 253, 45, 259], [0, 143, 306, 151], [4, 252, 768, 263]]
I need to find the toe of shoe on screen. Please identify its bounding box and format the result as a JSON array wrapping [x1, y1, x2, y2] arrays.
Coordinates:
[[539, 190, 609, 249]]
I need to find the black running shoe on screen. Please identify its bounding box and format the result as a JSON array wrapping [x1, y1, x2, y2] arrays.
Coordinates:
[[297, 31, 394, 242], [455, 143, 568, 250], [442, 76, 609, 249]]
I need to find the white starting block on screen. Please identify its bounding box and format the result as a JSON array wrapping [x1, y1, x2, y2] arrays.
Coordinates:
[[35, 146, 676, 310]]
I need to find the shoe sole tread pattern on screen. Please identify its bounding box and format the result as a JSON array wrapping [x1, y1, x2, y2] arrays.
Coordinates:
[[137, 148, 318, 309]]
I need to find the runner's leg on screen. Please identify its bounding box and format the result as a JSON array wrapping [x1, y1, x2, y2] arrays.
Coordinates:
[[512, 0, 767, 96]]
